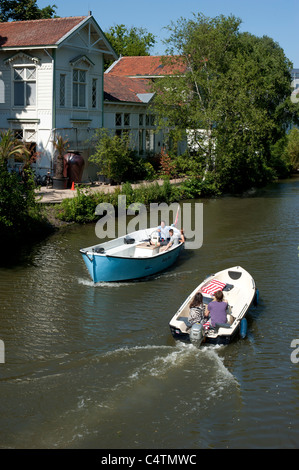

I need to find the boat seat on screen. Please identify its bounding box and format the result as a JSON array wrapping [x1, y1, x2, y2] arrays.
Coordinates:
[[215, 322, 231, 330]]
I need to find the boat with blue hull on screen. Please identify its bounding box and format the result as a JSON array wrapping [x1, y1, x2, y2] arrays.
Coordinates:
[[80, 227, 184, 283]]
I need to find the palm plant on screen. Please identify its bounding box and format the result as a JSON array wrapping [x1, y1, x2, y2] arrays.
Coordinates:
[[53, 134, 69, 178], [0, 130, 30, 165]]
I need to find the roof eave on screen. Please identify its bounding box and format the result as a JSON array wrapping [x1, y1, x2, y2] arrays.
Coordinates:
[[0, 45, 58, 51]]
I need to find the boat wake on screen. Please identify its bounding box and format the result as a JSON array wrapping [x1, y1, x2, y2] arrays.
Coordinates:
[[77, 278, 132, 288], [103, 342, 238, 388]]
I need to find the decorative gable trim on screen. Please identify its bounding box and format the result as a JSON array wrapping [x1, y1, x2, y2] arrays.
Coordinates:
[[4, 51, 40, 66], [69, 54, 94, 68]]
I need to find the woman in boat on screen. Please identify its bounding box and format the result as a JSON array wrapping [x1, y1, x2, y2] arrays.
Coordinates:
[[188, 292, 206, 325], [206, 290, 229, 327]]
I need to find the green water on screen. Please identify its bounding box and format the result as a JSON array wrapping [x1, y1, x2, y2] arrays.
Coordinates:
[[0, 177, 298, 449]]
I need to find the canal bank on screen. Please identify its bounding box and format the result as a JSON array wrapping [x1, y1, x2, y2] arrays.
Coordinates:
[[36, 178, 187, 204]]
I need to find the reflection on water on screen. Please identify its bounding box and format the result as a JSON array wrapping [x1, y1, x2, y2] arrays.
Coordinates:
[[0, 177, 298, 448]]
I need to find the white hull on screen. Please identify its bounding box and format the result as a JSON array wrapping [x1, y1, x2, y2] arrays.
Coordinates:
[[169, 266, 258, 346]]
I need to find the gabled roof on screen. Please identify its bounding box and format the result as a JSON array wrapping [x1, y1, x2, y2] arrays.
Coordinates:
[[104, 75, 154, 103], [0, 16, 118, 59], [106, 55, 187, 78], [0, 16, 87, 48]]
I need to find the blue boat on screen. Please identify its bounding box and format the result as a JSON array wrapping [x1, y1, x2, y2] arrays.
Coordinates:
[[80, 227, 184, 282]]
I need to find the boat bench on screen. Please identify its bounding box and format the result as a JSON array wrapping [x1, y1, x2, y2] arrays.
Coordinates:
[[135, 243, 159, 257]]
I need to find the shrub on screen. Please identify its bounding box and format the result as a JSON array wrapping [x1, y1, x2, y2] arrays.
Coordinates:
[[89, 129, 134, 184]]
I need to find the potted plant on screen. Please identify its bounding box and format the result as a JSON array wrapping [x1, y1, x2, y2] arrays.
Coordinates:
[[52, 135, 69, 189]]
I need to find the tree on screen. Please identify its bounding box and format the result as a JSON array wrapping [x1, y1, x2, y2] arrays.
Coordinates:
[[104, 24, 156, 69], [0, 130, 42, 244], [89, 129, 134, 184], [0, 0, 57, 22], [153, 13, 298, 191], [284, 127, 299, 171]]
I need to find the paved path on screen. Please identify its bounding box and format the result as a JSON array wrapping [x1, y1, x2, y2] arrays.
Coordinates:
[[36, 178, 186, 204]]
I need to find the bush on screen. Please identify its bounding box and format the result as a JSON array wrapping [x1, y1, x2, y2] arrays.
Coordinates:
[[55, 176, 223, 224], [89, 129, 134, 184], [0, 163, 46, 244]]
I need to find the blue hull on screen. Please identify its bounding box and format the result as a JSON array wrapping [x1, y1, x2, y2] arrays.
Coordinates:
[[81, 243, 184, 282]]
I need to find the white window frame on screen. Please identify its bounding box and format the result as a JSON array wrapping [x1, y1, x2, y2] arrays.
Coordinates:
[[59, 74, 66, 107], [13, 65, 36, 108], [72, 68, 87, 108], [92, 78, 98, 108]]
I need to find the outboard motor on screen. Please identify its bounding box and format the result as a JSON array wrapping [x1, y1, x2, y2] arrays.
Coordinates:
[[190, 323, 205, 347]]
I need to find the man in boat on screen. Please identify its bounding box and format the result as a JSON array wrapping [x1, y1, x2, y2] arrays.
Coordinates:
[[150, 220, 171, 247], [157, 220, 171, 244], [159, 228, 180, 252]]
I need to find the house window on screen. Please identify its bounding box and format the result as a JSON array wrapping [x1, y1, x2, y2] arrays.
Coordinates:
[[14, 129, 23, 140], [92, 78, 97, 108], [14, 67, 36, 107], [146, 129, 155, 152], [124, 113, 130, 126], [59, 74, 66, 107], [139, 114, 144, 126], [146, 114, 155, 127], [115, 113, 122, 126], [73, 69, 86, 107], [139, 129, 145, 153]]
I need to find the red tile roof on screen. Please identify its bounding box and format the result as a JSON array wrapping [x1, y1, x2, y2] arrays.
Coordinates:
[[104, 75, 153, 103], [0, 16, 87, 48], [107, 56, 187, 77]]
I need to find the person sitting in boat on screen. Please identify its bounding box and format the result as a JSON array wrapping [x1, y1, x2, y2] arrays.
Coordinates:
[[151, 220, 172, 247], [159, 229, 179, 252], [206, 290, 230, 328], [187, 292, 206, 326], [152, 220, 170, 246]]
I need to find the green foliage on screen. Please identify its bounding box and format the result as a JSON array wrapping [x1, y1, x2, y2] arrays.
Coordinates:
[[143, 161, 156, 181], [104, 24, 156, 69], [0, 163, 45, 244], [0, 130, 30, 164], [89, 129, 134, 184], [56, 176, 223, 224], [153, 12, 297, 192], [283, 128, 299, 171], [55, 187, 101, 223], [0, 0, 57, 22], [0, 130, 47, 245]]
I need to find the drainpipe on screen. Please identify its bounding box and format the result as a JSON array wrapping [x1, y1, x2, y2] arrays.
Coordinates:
[[44, 48, 56, 173]]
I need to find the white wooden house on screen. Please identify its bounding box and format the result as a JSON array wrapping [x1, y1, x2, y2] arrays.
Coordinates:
[[0, 17, 188, 183], [0, 14, 117, 180], [103, 74, 160, 155], [104, 56, 187, 157]]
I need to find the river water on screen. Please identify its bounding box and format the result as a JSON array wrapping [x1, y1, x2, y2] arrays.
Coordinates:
[[0, 177, 298, 449]]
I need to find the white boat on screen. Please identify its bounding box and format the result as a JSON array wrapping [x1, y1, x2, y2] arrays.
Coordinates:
[[80, 227, 184, 282], [169, 266, 258, 347]]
